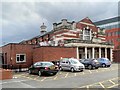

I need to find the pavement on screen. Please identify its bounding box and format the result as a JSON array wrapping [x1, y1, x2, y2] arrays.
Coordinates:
[[1, 63, 119, 89]]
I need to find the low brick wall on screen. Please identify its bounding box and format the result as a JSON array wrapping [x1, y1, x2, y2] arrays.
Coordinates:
[[0, 68, 13, 80], [33, 46, 77, 63]]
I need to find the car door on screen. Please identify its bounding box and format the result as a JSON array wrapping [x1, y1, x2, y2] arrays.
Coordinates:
[[34, 62, 42, 74], [83, 60, 89, 67], [60, 60, 66, 70], [65, 61, 71, 70]]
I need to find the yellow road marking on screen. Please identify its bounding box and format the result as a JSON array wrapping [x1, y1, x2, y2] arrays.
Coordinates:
[[65, 73, 68, 78], [53, 76, 57, 80], [78, 77, 119, 88], [59, 72, 62, 74], [13, 67, 118, 82], [99, 82, 105, 88], [82, 72, 85, 75], [107, 84, 119, 88], [33, 76, 40, 80], [41, 77, 46, 81], [95, 70, 98, 72], [86, 86, 89, 88], [88, 70, 92, 74], [109, 80, 116, 85], [74, 73, 77, 76]]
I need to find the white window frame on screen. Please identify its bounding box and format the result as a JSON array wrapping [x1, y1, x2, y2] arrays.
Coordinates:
[[83, 28, 91, 40], [16, 54, 26, 63]]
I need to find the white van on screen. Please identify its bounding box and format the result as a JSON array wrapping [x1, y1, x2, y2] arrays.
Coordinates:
[[59, 58, 85, 72]]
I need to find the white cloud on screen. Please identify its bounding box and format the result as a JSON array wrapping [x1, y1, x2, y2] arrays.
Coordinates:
[[1, 0, 120, 2], [1, 1, 118, 46], [2, 2, 47, 26]]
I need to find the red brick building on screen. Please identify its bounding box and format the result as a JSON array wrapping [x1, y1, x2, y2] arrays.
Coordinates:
[[94, 16, 120, 63], [113, 49, 120, 63], [1, 17, 114, 69], [94, 16, 120, 49], [1, 44, 76, 69]]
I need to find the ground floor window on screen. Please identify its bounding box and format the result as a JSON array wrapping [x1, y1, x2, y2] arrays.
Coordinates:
[[16, 54, 26, 63]]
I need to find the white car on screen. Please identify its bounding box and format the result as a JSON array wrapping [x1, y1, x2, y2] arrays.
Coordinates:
[[59, 58, 85, 72]]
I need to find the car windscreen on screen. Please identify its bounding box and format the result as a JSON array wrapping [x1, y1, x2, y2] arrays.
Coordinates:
[[41, 62, 54, 67], [99, 58, 110, 61], [70, 59, 80, 64], [93, 59, 99, 62]]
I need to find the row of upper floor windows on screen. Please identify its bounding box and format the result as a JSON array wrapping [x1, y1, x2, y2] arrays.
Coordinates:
[[107, 38, 120, 44], [102, 24, 120, 30], [106, 31, 120, 36], [97, 21, 120, 29]]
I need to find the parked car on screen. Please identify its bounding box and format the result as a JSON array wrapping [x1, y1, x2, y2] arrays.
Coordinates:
[[59, 58, 85, 72], [97, 58, 111, 67], [80, 58, 100, 69], [28, 61, 59, 76], [51, 60, 60, 69]]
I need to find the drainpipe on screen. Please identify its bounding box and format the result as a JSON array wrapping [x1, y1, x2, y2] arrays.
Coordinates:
[[10, 44, 12, 69]]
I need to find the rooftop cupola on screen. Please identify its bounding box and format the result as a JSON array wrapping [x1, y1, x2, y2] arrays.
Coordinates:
[[40, 23, 47, 35]]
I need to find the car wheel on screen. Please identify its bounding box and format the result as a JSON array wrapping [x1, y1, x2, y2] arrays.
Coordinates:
[[38, 71, 41, 76], [102, 64, 106, 67], [71, 67, 74, 72], [28, 70, 32, 74], [95, 67, 99, 69], [88, 65, 93, 70]]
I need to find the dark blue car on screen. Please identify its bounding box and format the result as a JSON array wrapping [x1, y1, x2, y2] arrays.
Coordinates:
[[80, 59, 100, 70], [97, 58, 111, 67]]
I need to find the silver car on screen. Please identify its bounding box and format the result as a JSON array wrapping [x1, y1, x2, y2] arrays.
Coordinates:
[[59, 58, 85, 72]]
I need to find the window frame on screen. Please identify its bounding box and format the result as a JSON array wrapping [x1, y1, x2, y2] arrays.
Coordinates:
[[16, 54, 26, 63]]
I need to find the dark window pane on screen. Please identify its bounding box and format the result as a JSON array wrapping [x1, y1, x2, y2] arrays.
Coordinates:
[[20, 55, 25, 61], [17, 57, 19, 61]]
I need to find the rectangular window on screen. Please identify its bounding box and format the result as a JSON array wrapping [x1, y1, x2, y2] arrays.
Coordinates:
[[16, 54, 26, 63], [84, 36, 90, 40]]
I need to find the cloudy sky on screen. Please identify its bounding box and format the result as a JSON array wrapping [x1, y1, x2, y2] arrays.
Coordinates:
[[1, 0, 119, 46]]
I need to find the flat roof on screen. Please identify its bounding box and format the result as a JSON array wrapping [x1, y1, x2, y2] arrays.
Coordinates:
[[94, 16, 120, 26]]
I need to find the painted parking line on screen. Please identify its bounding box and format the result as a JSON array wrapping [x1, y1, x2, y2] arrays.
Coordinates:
[[88, 70, 92, 74], [107, 84, 119, 88], [109, 80, 116, 85], [65, 73, 69, 78], [33, 76, 40, 80], [53, 76, 58, 80], [41, 77, 46, 81], [12, 67, 118, 82], [99, 82, 105, 88], [95, 69, 98, 72], [74, 73, 77, 76], [78, 77, 119, 88], [82, 72, 85, 75]]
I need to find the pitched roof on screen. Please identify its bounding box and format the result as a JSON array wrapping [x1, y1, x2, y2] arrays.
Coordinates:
[[79, 17, 95, 25], [76, 17, 98, 32]]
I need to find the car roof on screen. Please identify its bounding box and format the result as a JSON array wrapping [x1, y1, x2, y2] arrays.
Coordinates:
[[34, 61, 53, 64]]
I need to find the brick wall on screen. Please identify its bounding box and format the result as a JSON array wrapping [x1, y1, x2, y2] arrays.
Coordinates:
[[2, 44, 34, 68], [33, 46, 77, 63], [113, 49, 120, 63]]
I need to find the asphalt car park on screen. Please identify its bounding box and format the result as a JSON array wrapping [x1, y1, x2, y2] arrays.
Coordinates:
[[1, 63, 119, 88]]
